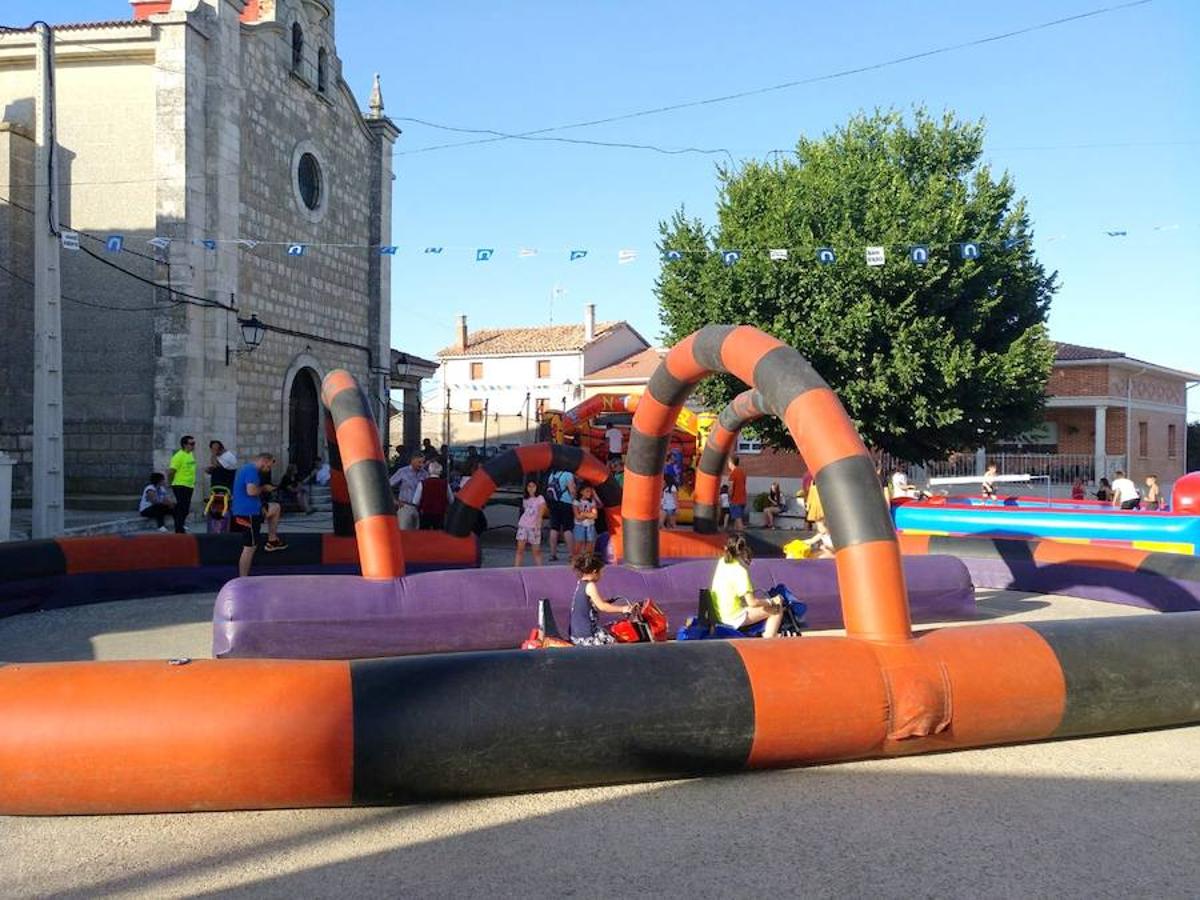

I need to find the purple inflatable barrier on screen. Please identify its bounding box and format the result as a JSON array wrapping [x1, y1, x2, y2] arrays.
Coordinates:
[[213, 555, 974, 660], [959, 559, 1200, 613]]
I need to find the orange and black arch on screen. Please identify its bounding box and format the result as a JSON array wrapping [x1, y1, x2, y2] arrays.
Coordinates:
[[622, 325, 909, 643], [445, 443, 621, 538], [692, 389, 767, 534], [320, 370, 405, 579]]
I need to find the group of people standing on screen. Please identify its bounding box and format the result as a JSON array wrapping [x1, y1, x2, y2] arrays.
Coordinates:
[[517, 469, 603, 566], [1090, 471, 1164, 511], [138, 436, 334, 576]]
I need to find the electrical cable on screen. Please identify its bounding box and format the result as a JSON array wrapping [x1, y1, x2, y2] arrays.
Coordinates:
[[0, 259, 166, 311], [396, 0, 1154, 155]]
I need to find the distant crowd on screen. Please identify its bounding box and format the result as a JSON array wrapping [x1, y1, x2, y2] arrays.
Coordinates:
[[138, 435, 330, 576]]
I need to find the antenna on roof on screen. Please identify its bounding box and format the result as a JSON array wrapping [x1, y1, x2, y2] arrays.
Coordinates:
[[550, 283, 565, 325]]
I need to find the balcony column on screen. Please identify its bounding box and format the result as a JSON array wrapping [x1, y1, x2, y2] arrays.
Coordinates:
[[1093, 405, 1107, 483]]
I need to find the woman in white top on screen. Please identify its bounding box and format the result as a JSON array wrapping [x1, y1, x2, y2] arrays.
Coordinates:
[[139, 472, 175, 532]]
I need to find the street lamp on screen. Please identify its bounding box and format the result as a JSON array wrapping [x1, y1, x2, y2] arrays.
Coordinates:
[[239, 315, 266, 350], [226, 314, 266, 365], [393, 353, 416, 380]]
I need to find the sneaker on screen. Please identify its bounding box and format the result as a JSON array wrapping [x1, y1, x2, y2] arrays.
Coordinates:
[[157, 526, 169, 533], [264, 538, 288, 552]]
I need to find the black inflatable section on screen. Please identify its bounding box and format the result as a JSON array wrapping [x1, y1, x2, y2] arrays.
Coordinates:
[[349, 641, 755, 802], [1031, 614, 1200, 737]]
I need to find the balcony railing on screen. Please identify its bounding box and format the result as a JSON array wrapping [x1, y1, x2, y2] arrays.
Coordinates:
[[879, 451, 1118, 486]]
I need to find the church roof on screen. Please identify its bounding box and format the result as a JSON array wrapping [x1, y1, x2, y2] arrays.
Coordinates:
[[1, 21, 147, 32]]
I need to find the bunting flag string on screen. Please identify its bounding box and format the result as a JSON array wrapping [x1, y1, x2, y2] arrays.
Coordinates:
[[88, 222, 1194, 266]]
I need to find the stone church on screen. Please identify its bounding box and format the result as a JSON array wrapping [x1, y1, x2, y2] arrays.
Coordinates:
[[0, 0, 397, 500]]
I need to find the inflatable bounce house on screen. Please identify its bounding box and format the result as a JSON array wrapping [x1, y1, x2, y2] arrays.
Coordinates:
[[1, 325, 1198, 816], [543, 393, 713, 523]]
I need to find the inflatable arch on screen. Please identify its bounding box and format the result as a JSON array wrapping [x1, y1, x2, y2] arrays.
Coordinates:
[[623, 325, 909, 644], [445, 443, 621, 538], [323, 414, 354, 537], [692, 389, 767, 535], [320, 371, 405, 579]]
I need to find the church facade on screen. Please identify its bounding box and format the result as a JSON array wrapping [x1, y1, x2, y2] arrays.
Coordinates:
[[0, 0, 397, 498]]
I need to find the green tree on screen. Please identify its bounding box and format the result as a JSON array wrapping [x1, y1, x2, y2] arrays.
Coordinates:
[[656, 109, 1057, 462]]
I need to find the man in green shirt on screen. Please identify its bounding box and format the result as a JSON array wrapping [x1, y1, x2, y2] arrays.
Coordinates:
[[167, 435, 197, 533]]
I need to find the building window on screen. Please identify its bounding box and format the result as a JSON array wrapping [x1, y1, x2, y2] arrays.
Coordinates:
[[1168, 423, 1177, 458], [317, 47, 328, 92], [1138, 421, 1148, 458], [535, 397, 548, 418], [469, 399, 483, 423], [291, 22, 304, 72], [469, 362, 484, 380], [536, 359, 551, 379], [736, 436, 763, 455], [297, 152, 322, 211]]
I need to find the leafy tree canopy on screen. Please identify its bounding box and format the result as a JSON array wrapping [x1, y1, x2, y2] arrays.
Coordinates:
[[656, 108, 1058, 462]]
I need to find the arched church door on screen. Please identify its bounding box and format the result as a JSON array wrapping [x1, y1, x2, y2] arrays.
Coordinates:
[[288, 368, 320, 476]]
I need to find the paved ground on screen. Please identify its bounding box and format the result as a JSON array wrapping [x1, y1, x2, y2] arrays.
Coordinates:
[[1, 530, 1198, 897]]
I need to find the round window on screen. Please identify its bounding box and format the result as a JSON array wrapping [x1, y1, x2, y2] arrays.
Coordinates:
[[297, 152, 322, 211]]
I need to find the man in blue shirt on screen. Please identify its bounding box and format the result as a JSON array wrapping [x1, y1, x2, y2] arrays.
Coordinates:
[[231, 453, 287, 576]]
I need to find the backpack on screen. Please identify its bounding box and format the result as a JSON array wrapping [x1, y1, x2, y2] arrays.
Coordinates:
[[546, 470, 571, 503]]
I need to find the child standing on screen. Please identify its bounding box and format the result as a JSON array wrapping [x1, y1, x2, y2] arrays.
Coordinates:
[[661, 474, 679, 529], [1144, 474, 1163, 511], [573, 484, 599, 556], [569, 552, 635, 645], [515, 480, 547, 566], [719, 484, 730, 530]]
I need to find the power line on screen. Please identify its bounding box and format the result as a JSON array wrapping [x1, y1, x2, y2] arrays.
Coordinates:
[[78, 245, 233, 311], [395, 117, 734, 161], [396, 0, 1154, 156], [0, 259, 165, 311]]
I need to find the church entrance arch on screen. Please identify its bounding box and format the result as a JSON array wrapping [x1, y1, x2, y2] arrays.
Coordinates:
[[283, 357, 324, 477]]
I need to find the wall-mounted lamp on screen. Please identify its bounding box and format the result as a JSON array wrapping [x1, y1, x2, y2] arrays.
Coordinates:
[[226, 314, 267, 365]]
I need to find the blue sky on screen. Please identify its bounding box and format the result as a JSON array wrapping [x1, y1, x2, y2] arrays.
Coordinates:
[[12, 0, 1200, 416]]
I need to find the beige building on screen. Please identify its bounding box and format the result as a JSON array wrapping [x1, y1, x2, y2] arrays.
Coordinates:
[[1, 0, 398, 499], [423, 305, 651, 448]]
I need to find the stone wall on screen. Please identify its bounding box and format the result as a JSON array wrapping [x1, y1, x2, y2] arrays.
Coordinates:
[[1, 28, 161, 496], [0, 123, 35, 496], [236, 7, 381, 466]]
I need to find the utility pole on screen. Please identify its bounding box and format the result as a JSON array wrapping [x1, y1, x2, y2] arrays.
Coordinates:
[[32, 23, 64, 538]]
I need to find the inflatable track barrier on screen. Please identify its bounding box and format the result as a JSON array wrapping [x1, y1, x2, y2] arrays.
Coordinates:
[[5, 612, 1200, 814]]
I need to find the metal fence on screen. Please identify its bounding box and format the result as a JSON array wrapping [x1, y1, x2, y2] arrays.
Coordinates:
[[880, 451, 1104, 486]]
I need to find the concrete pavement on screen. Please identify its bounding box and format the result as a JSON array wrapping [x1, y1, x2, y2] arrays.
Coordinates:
[[1, 559, 1198, 896]]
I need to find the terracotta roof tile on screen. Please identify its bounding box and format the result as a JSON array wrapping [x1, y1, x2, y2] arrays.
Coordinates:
[[438, 322, 622, 357], [584, 347, 666, 382], [1054, 341, 1125, 362]]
